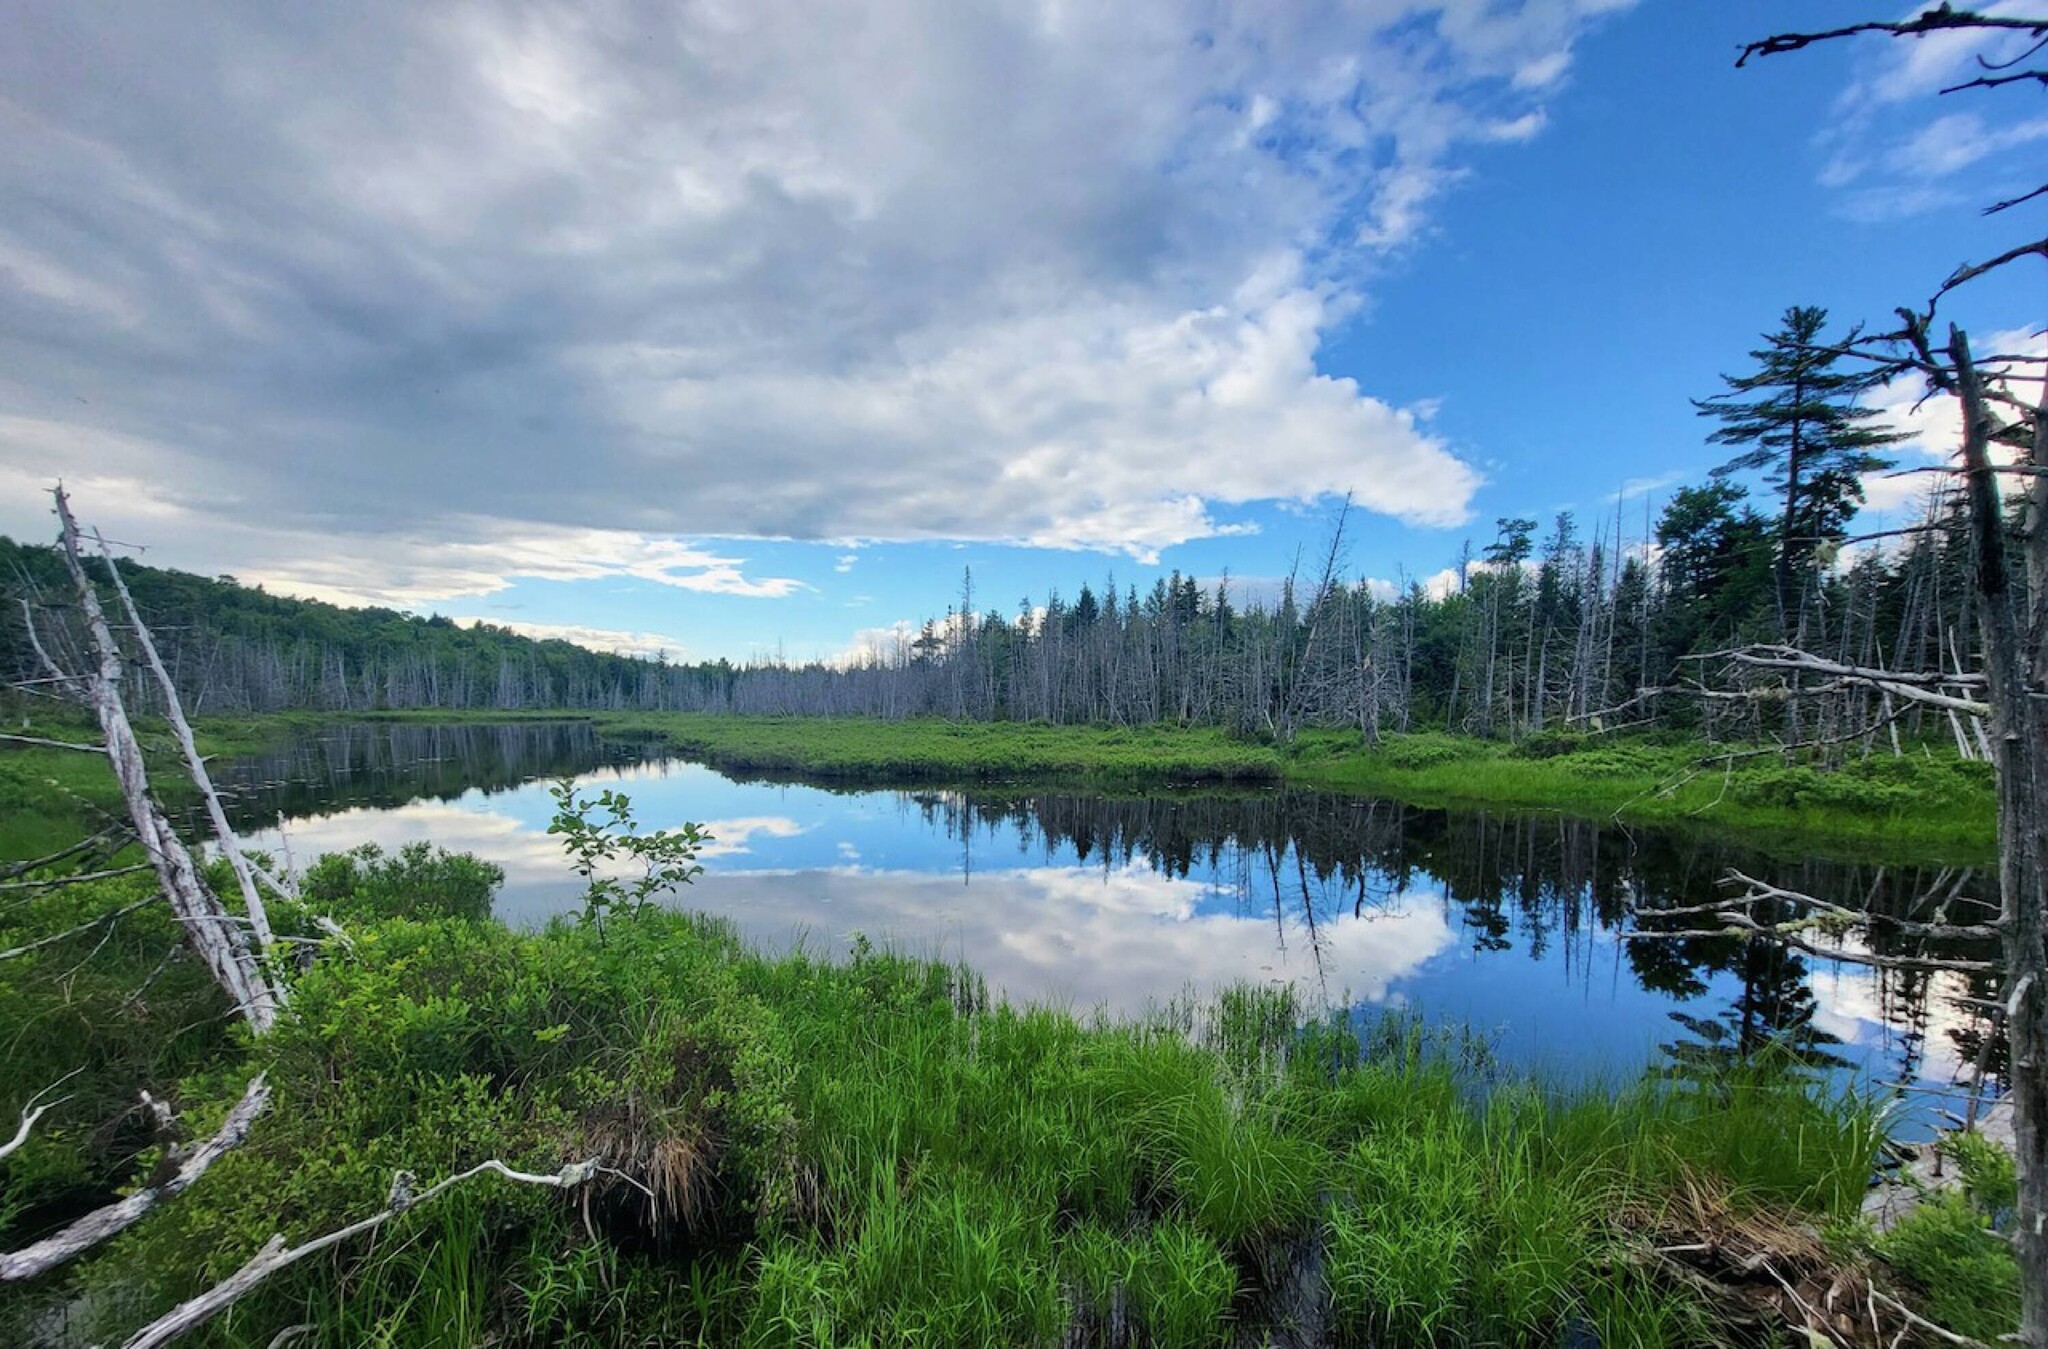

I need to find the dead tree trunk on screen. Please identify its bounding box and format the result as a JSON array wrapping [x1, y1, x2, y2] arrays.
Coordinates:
[[1953, 328, 2047, 1348], [46, 486, 281, 1029]]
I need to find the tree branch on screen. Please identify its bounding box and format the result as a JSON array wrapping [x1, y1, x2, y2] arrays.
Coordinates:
[[0, 897, 154, 960], [0, 1069, 83, 1163], [119, 1156, 599, 1348], [1739, 10, 2048, 68], [0, 1074, 270, 1283]]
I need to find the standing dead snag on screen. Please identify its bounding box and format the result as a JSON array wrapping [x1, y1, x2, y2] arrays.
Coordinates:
[[1713, 15, 2048, 1336], [1950, 328, 2048, 1348]]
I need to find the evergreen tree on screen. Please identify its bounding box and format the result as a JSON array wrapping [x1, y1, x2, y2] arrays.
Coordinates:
[[1695, 305, 1904, 631]]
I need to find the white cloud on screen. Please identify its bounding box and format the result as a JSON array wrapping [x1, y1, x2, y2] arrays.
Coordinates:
[[1817, 9, 2048, 222], [1893, 112, 2048, 179], [0, 445, 806, 608], [448, 616, 693, 661], [695, 815, 808, 861], [0, 0, 1633, 588], [1608, 469, 1691, 503], [1420, 564, 1467, 600], [1857, 325, 2046, 519], [1512, 50, 1572, 91], [833, 553, 859, 573]]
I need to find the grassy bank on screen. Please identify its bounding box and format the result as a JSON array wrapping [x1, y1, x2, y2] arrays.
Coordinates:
[[7, 867, 1928, 1347], [1287, 729, 1997, 861], [597, 711, 1286, 784], [0, 710, 291, 861], [589, 714, 1996, 861]]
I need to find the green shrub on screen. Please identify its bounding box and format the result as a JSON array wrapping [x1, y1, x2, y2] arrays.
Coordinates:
[[1374, 733, 1486, 770], [1877, 1192, 2020, 1342], [297, 842, 504, 924]]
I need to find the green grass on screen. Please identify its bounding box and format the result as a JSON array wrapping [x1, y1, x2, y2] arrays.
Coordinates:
[[0, 705, 295, 861], [1287, 729, 1996, 861], [181, 708, 2001, 860], [593, 711, 1286, 784], [12, 887, 1914, 1349], [585, 714, 1994, 860]]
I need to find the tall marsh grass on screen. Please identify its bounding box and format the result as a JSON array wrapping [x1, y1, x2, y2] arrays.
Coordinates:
[[22, 907, 1896, 1347]]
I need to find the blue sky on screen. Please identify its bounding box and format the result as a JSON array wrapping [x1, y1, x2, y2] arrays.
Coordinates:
[[2, 2, 2039, 663]]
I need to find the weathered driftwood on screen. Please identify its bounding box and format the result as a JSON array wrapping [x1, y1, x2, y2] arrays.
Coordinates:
[[50, 487, 280, 1031], [0, 1074, 270, 1283], [119, 1157, 598, 1349]]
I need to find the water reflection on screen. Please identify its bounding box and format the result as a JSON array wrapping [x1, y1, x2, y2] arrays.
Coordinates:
[[219, 722, 2004, 1129], [208, 719, 662, 824]]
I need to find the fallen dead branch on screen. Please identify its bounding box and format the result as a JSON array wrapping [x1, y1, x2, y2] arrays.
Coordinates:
[[0, 1074, 270, 1283], [120, 1157, 599, 1349]]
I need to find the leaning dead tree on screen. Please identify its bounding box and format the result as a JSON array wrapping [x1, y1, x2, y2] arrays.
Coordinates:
[[1629, 11, 2048, 1345], [21, 487, 286, 1030], [3, 489, 611, 1343], [1, 488, 291, 1285]]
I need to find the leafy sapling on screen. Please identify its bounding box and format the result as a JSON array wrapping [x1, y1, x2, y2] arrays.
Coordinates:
[[546, 778, 710, 930]]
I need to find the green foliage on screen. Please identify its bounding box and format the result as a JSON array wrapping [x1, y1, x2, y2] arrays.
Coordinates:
[[1292, 729, 1993, 861], [297, 842, 504, 924], [1697, 305, 1904, 587], [613, 712, 1284, 784], [0, 868, 237, 1252], [11, 868, 1894, 1347], [1728, 753, 1991, 820], [546, 779, 708, 928], [1942, 1128, 2018, 1217], [1877, 1193, 2020, 1342], [1370, 732, 1490, 770]]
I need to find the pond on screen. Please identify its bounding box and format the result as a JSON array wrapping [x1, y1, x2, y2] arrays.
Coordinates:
[[210, 720, 2002, 1135]]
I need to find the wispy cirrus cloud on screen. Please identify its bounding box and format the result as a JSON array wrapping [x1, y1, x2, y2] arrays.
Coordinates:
[[1814, 5, 2048, 219]]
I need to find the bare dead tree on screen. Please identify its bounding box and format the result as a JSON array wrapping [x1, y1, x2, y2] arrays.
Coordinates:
[[1638, 13, 2048, 1342], [3, 493, 605, 1343], [24, 490, 284, 1029]]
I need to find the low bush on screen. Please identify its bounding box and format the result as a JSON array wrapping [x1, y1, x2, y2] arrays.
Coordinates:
[[295, 841, 505, 924]]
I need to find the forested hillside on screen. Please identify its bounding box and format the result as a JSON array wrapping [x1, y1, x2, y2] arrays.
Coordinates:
[[0, 470, 1989, 751]]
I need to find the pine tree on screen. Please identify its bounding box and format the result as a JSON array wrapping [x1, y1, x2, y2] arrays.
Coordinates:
[[1695, 305, 1904, 633]]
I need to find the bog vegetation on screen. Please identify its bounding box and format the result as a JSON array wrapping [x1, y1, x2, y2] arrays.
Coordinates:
[[4, 844, 1917, 1348]]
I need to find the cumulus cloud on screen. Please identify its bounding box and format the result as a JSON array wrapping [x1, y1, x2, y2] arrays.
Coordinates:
[[1858, 325, 2046, 519], [0, 0, 1630, 599], [448, 616, 695, 661]]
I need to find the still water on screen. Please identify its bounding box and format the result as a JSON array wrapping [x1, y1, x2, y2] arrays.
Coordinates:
[[211, 721, 2001, 1131]]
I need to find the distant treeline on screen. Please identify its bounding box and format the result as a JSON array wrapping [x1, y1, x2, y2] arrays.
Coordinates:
[[0, 478, 1991, 747]]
